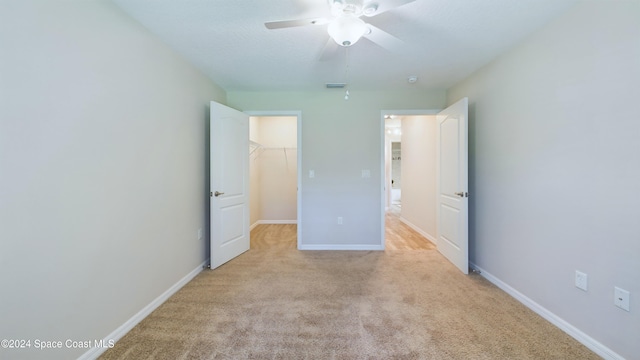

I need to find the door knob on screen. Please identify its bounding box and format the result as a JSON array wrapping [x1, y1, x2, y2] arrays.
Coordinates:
[[214, 191, 225, 197]]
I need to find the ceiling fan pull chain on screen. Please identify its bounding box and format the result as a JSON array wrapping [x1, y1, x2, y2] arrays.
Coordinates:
[[344, 47, 350, 100]]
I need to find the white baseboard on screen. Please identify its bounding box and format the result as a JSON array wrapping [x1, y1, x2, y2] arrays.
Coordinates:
[[251, 220, 297, 231], [258, 220, 297, 224], [398, 217, 437, 244], [299, 244, 384, 251], [79, 259, 209, 360], [470, 263, 624, 360]]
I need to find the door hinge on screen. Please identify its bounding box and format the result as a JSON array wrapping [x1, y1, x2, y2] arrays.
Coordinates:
[[210, 191, 213, 197]]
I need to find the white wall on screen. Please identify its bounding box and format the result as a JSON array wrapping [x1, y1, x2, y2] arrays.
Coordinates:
[[250, 116, 297, 224], [400, 116, 437, 240], [447, 1, 640, 358], [0, 1, 225, 359], [229, 91, 446, 248]]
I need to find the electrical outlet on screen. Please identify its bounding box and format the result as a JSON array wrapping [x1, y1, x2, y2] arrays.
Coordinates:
[[198, 228, 202, 240], [614, 287, 630, 312], [337, 217, 343, 225], [361, 169, 371, 178], [575, 271, 588, 291]]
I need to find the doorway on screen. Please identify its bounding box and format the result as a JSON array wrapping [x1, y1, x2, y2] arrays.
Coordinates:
[[248, 113, 301, 248], [382, 111, 439, 250]]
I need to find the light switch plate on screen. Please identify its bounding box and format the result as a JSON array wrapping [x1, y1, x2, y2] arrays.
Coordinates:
[[575, 270, 588, 291]]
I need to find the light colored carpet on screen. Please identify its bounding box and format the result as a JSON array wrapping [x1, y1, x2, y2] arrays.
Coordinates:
[[100, 228, 599, 359]]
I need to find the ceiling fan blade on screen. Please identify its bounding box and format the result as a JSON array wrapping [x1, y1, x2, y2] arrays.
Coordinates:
[[318, 37, 340, 61], [265, 17, 330, 29], [363, 0, 416, 17], [363, 24, 406, 53]]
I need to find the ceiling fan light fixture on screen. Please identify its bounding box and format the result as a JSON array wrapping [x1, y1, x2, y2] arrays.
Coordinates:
[[328, 15, 368, 47]]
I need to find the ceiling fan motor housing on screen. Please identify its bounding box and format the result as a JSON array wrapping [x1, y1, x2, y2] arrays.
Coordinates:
[[327, 14, 368, 46], [330, 0, 378, 17], [265, 0, 411, 51]]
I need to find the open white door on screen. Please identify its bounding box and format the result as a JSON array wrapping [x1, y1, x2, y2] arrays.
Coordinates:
[[436, 98, 469, 274], [210, 101, 250, 269]]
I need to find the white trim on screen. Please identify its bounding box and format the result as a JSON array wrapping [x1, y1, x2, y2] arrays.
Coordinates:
[[380, 112, 386, 249], [250, 220, 297, 231], [79, 260, 209, 360], [470, 263, 625, 360], [297, 112, 302, 249], [299, 244, 385, 251], [256, 220, 297, 225], [399, 217, 437, 244], [258, 220, 297, 224]]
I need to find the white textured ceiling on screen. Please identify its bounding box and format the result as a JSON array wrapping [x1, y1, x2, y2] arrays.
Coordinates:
[[112, 0, 578, 92]]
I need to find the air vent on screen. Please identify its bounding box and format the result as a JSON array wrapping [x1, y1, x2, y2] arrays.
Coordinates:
[[326, 83, 346, 89]]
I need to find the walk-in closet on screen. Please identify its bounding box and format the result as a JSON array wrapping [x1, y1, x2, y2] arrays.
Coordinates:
[[249, 116, 298, 229]]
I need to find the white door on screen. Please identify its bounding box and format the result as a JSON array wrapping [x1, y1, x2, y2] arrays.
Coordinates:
[[436, 98, 469, 274], [210, 101, 250, 269]]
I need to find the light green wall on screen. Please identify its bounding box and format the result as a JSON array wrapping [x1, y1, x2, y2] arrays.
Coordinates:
[[447, 1, 640, 358], [229, 90, 445, 247], [0, 1, 225, 359]]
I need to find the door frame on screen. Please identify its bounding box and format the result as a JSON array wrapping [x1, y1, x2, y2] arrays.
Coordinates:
[[379, 109, 439, 249], [245, 110, 303, 248]]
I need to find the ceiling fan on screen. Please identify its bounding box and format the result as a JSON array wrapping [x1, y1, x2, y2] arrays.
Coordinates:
[[265, 0, 416, 56]]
